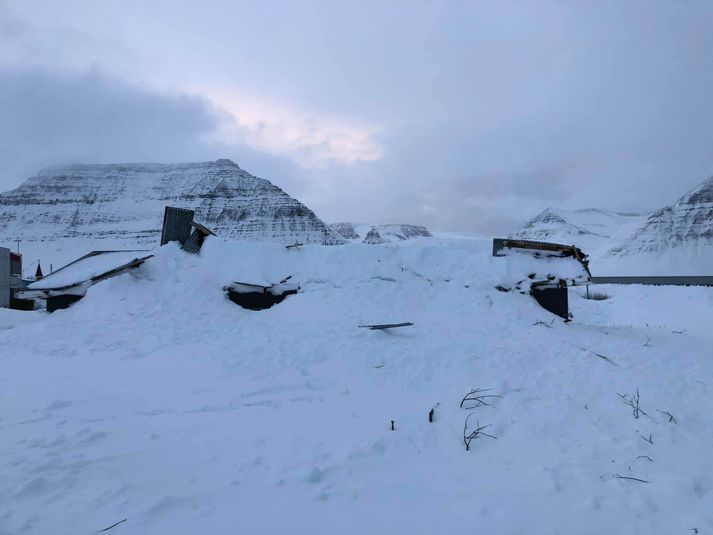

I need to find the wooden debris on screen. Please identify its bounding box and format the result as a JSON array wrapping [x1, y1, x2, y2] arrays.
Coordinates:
[[614, 474, 649, 483], [359, 322, 414, 330], [96, 518, 127, 533]]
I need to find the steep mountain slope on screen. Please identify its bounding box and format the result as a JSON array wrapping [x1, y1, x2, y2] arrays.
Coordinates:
[[592, 176, 713, 274], [0, 159, 342, 267], [330, 222, 432, 243], [512, 176, 713, 275], [608, 176, 713, 256], [512, 208, 646, 258]]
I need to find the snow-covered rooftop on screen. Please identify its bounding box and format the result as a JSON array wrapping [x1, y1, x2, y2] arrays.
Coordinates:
[[27, 250, 152, 291]]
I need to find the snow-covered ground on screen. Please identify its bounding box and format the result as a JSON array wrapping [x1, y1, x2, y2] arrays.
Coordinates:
[[2, 236, 712, 534]]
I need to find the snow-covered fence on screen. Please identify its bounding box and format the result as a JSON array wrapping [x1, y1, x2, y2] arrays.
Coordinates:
[[591, 276, 713, 286]]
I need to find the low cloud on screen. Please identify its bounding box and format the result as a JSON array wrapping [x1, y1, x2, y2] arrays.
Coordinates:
[[209, 90, 383, 169], [0, 68, 223, 187], [3, 1, 713, 236]]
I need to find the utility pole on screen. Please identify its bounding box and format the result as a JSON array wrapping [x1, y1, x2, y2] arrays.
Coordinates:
[[14, 239, 20, 254]]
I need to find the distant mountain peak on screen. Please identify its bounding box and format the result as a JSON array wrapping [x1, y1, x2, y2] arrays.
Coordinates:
[[607, 175, 713, 256], [512, 207, 647, 257], [329, 222, 432, 243], [214, 158, 240, 168], [0, 160, 344, 255]]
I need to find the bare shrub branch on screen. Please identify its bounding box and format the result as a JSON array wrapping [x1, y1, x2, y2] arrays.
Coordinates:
[[614, 474, 649, 483], [656, 409, 677, 424], [463, 413, 497, 451], [592, 352, 617, 366], [460, 388, 503, 409], [617, 389, 647, 418]]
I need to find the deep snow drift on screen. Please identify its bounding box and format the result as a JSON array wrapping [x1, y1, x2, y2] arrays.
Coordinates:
[[2, 236, 712, 534]]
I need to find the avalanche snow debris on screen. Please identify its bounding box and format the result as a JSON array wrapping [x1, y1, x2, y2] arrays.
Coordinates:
[[1, 236, 713, 533], [25, 250, 153, 311]]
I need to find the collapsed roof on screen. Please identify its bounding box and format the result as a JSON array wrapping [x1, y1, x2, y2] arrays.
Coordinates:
[[492, 238, 593, 320]]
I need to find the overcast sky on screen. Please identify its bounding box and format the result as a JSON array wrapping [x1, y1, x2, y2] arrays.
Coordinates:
[[1, 1, 712, 233]]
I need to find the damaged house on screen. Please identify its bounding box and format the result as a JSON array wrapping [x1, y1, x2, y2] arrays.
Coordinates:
[[492, 238, 592, 320], [24, 250, 154, 312]]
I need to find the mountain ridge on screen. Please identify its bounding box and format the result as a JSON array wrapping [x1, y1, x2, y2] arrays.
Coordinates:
[[511, 175, 713, 274], [329, 222, 432, 243], [0, 159, 344, 266]]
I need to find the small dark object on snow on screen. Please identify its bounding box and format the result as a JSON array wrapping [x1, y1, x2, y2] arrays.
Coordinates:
[[656, 409, 678, 424], [224, 279, 299, 311], [614, 474, 649, 483], [429, 408, 434, 423], [286, 242, 304, 249], [358, 322, 414, 330], [95, 518, 127, 533], [47, 293, 84, 313], [391, 420, 395, 431], [530, 281, 570, 320]]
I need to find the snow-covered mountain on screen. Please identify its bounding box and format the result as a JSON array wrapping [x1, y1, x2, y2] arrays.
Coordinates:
[[329, 222, 432, 244], [596, 176, 713, 274], [608, 176, 713, 256], [511, 208, 646, 257], [513, 175, 713, 274], [0, 159, 343, 266]]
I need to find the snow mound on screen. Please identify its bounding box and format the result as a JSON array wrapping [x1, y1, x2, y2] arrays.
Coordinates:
[[27, 250, 151, 291], [2, 236, 712, 534]]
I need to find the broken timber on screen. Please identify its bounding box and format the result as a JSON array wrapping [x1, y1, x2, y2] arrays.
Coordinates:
[[358, 322, 414, 330]]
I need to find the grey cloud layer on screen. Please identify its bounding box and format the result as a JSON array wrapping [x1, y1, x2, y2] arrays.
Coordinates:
[[2, 1, 713, 234]]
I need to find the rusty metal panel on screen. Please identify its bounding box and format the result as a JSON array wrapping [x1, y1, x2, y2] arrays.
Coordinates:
[[160, 206, 194, 246]]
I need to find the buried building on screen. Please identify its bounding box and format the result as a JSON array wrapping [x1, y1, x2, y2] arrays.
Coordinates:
[[223, 277, 299, 311], [0, 246, 27, 309], [24, 251, 153, 312], [21, 206, 214, 312], [492, 238, 592, 320]]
